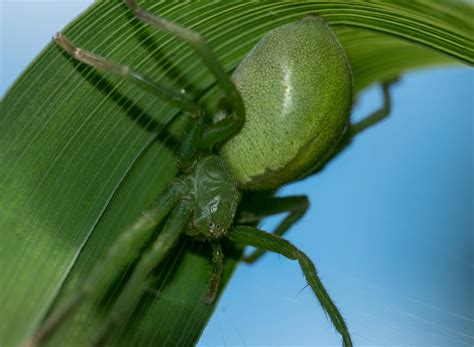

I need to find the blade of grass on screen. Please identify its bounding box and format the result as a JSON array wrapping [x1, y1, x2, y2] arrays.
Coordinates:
[[1, 1, 472, 346]]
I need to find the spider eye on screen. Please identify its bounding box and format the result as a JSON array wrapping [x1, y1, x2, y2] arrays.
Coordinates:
[[209, 222, 214, 228]]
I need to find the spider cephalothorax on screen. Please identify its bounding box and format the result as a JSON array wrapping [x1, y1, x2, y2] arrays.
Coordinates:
[[26, 1, 396, 346], [186, 155, 241, 240]]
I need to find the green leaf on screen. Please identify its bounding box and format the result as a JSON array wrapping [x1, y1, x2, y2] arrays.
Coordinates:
[[1, 1, 472, 346]]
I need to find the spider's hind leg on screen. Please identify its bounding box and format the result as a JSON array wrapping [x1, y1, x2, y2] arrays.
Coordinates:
[[124, 0, 246, 148], [304, 78, 398, 178], [332, 78, 399, 160], [54, 33, 208, 170], [54, 33, 202, 117]]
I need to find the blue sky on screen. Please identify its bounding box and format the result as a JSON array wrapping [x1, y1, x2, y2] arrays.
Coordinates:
[[2, 2, 473, 346]]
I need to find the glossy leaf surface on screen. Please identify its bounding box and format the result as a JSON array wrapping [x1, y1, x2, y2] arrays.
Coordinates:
[[1, 1, 472, 346]]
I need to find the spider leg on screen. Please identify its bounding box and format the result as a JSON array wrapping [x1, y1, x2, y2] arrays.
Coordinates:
[[228, 226, 352, 347], [124, 0, 246, 148], [237, 195, 309, 264], [92, 198, 193, 347], [345, 79, 397, 142], [332, 79, 398, 159], [54, 33, 202, 117], [23, 181, 184, 347], [204, 242, 224, 304], [54, 33, 208, 169], [303, 79, 397, 178], [177, 115, 204, 170]]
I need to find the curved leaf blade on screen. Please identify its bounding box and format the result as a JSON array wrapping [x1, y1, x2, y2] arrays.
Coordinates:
[[1, 1, 472, 346]]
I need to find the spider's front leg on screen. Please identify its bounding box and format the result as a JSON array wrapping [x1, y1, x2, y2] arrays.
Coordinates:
[[92, 198, 193, 346], [229, 226, 352, 347], [204, 242, 224, 304], [23, 182, 185, 347], [237, 194, 309, 263]]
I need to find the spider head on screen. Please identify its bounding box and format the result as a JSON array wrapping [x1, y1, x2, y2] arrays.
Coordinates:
[[191, 156, 242, 240], [194, 193, 238, 240], [207, 220, 226, 239]]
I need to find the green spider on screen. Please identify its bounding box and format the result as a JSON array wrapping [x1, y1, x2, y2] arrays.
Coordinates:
[[26, 1, 396, 346]]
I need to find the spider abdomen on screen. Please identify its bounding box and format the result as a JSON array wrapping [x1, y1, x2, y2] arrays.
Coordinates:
[[219, 16, 352, 190]]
